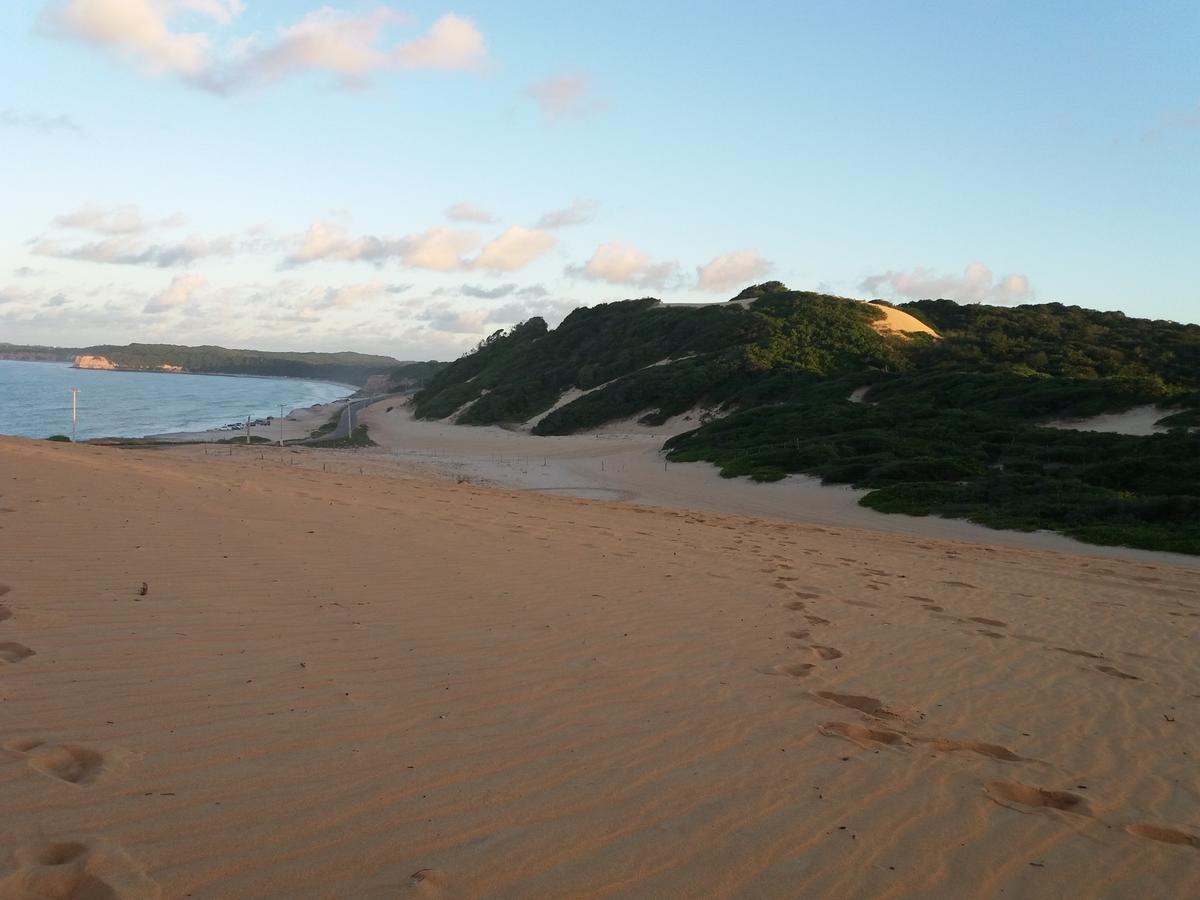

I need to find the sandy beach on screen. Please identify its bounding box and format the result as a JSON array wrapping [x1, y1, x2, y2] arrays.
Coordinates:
[[1, 436, 1197, 898], [150, 400, 348, 445]]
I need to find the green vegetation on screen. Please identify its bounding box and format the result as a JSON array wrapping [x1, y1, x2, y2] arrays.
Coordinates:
[[0, 343, 77, 362], [307, 424, 375, 448], [75, 343, 398, 386], [387, 360, 447, 391], [216, 434, 273, 444], [309, 408, 342, 439], [414, 283, 1200, 554], [46, 434, 72, 442]]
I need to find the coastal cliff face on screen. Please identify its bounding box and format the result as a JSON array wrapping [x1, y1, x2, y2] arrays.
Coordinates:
[[73, 355, 118, 370], [72, 356, 184, 372]]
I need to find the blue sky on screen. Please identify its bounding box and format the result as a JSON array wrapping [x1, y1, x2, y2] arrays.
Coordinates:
[[1, 1, 1197, 357]]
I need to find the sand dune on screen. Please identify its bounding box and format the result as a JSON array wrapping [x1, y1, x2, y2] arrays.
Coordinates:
[[1, 437, 1197, 898]]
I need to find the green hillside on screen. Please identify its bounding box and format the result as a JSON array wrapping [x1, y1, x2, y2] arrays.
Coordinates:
[[415, 285, 1200, 554], [83, 343, 400, 386]]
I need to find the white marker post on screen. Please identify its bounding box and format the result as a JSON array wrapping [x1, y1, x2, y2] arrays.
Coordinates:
[[69, 388, 80, 442]]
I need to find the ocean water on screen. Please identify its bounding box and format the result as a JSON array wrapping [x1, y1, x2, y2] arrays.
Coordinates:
[[0, 360, 352, 440]]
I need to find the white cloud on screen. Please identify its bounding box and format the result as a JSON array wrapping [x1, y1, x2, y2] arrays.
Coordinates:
[[144, 273, 206, 313], [445, 202, 494, 223], [45, 2, 487, 93], [394, 13, 487, 71], [527, 74, 605, 123], [696, 249, 771, 293], [285, 220, 480, 271], [417, 302, 492, 334], [859, 262, 1033, 304], [0, 108, 84, 137], [569, 241, 678, 289], [34, 234, 234, 267], [403, 227, 480, 271], [44, 0, 225, 78], [54, 204, 151, 235], [536, 199, 597, 229], [472, 226, 556, 272]]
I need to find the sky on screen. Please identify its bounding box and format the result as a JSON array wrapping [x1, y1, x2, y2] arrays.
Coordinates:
[[1, 1, 1197, 360]]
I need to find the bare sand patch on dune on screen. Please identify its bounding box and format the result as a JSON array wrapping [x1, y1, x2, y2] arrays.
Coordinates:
[[1, 436, 1197, 897]]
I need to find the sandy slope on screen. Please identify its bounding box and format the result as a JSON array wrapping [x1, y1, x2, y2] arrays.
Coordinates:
[[1045, 405, 1169, 437], [1, 437, 1197, 898], [356, 402, 1193, 567]]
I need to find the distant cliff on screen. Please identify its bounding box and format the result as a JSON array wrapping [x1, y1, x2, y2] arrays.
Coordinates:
[[59, 343, 404, 386], [74, 355, 119, 370]]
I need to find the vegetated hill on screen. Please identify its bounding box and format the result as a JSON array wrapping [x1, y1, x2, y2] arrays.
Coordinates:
[[0, 342, 79, 362], [76, 343, 401, 386], [387, 360, 448, 391], [415, 284, 1200, 554]]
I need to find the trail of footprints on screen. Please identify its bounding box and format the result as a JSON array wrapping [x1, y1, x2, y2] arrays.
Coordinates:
[[0, 583, 160, 895], [760, 573, 1199, 853]]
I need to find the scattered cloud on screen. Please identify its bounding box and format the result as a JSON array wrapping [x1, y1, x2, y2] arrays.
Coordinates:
[[696, 249, 771, 293], [285, 220, 481, 271], [144, 273, 207, 313], [0, 108, 84, 137], [568, 241, 678, 290], [34, 234, 235, 268], [536, 199, 597, 229], [393, 13, 486, 72], [459, 283, 517, 300], [52, 203, 185, 236], [43, 2, 487, 93], [473, 226, 556, 273], [445, 202, 494, 223], [12, 266, 46, 278], [527, 74, 605, 123], [416, 302, 491, 334], [859, 262, 1032, 305]]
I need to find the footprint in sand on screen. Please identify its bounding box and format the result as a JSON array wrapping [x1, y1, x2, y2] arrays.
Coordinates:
[[811, 645, 843, 660], [786, 629, 811, 640], [969, 617, 1007, 627], [804, 615, 831, 626], [783, 601, 808, 611], [0, 839, 160, 899], [976, 630, 1006, 639], [1124, 824, 1200, 849], [0, 642, 36, 663], [812, 691, 895, 718], [4, 739, 116, 786], [792, 591, 822, 600], [409, 868, 453, 895], [819, 721, 909, 747], [0, 605, 12, 622], [984, 781, 1088, 814], [1053, 647, 1104, 659], [763, 662, 816, 678], [926, 739, 1025, 762], [1095, 665, 1140, 681], [0, 585, 10, 596]]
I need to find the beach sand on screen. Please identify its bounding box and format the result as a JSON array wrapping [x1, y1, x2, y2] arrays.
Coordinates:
[[1, 437, 1197, 897]]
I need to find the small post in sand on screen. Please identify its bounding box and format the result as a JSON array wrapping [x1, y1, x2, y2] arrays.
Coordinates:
[[69, 387, 80, 442], [246, 414, 251, 446]]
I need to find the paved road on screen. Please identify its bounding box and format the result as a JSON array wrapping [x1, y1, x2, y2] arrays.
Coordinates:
[[329, 398, 374, 441]]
